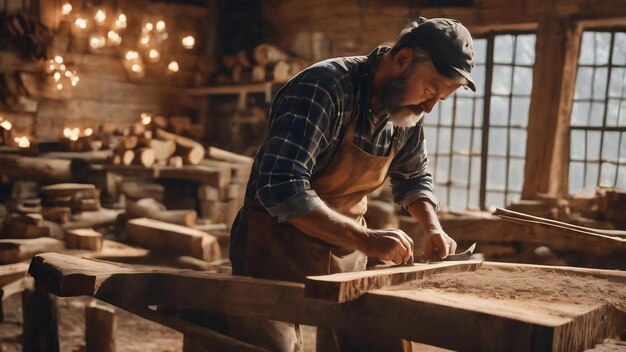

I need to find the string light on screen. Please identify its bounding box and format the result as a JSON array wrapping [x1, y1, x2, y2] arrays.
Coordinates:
[[84, 128, 94, 136], [107, 30, 122, 45], [148, 48, 160, 62], [14, 136, 30, 148], [0, 120, 12, 130], [89, 34, 106, 49], [61, 2, 72, 16], [145, 22, 154, 31], [125, 50, 139, 61], [141, 113, 152, 125], [75, 17, 87, 30], [167, 61, 179, 73], [114, 13, 127, 30], [94, 9, 106, 24], [182, 35, 195, 49], [131, 63, 143, 73], [156, 20, 166, 32], [54, 56, 64, 64]]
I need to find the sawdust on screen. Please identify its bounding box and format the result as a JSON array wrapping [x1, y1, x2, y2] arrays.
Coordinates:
[[389, 267, 626, 312]]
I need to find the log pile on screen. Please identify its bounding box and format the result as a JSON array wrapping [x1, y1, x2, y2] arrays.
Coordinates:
[[40, 183, 101, 212], [109, 115, 205, 167], [213, 45, 309, 85]]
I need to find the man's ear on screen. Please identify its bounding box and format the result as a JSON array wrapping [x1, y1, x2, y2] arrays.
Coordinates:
[[393, 47, 413, 72]]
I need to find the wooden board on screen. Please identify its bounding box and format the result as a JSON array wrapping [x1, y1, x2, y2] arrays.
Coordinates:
[[126, 218, 220, 261], [0, 238, 65, 264], [0, 262, 29, 287], [40, 183, 98, 199], [29, 254, 626, 351], [65, 228, 104, 251], [305, 261, 482, 302]]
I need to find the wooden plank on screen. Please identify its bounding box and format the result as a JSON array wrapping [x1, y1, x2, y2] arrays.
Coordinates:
[[304, 261, 483, 303], [85, 301, 116, 352], [65, 228, 104, 251], [482, 262, 626, 284], [0, 262, 29, 286], [29, 253, 626, 352], [0, 238, 65, 264], [40, 183, 97, 199], [126, 218, 220, 261]]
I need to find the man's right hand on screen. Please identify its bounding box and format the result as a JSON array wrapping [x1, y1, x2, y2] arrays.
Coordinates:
[[363, 228, 414, 264]]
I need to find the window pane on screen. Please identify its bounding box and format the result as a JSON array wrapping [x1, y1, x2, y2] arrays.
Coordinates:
[[451, 156, 469, 187], [437, 127, 451, 153], [485, 191, 505, 211], [570, 130, 586, 160], [474, 38, 487, 65], [606, 99, 620, 127], [471, 156, 481, 184], [508, 159, 524, 192], [494, 35, 514, 64], [510, 97, 530, 127], [439, 100, 453, 125], [585, 162, 599, 187], [618, 165, 626, 189], [492, 65, 512, 95], [489, 128, 507, 156], [594, 32, 611, 65], [512, 66, 533, 95], [569, 161, 585, 193], [455, 98, 474, 127], [474, 97, 484, 126], [608, 67, 625, 99], [490, 96, 510, 126], [599, 162, 617, 187], [579, 32, 596, 65], [613, 33, 626, 65], [571, 101, 591, 126], [574, 67, 593, 99], [473, 64, 486, 96], [487, 157, 507, 190], [472, 129, 482, 153], [587, 131, 602, 160], [453, 128, 471, 154], [509, 128, 526, 157], [424, 126, 438, 153], [589, 102, 605, 127], [449, 188, 468, 211], [515, 34, 536, 65], [436, 155, 450, 182], [602, 131, 620, 161], [592, 67, 608, 100]]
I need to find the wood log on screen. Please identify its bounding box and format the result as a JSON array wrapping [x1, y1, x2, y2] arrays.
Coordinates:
[[40, 183, 98, 199], [149, 139, 176, 161], [253, 44, 288, 65], [62, 209, 123, 230], [131, 148, 156, 167], [152, 210, 197, 227], [251, 65, 266, 82], [41, 207, 71, 224], [11, 181, 39, 200], [0, 262, 29, 287], [0, 155, 72, 183], [126, 218, 220, 261], [120, 135, 138, 150], [0, 238, 64, 264], [29, 253, 626, 352], [168, 156, 183, 168], [22, 284, 59, 352], [43, 197, 101, 212], [65, 228, 103, 251], [85, 300, 116, 352], [152, 115, 168, 129], [126, 198, 167, 218], [236, 49, 253, 69], [155, 128, 204, 165], [121, 150, 135, 166], [1, 214, 50, 239], [206, 146, 253, 164], [169, 116, 192, 135], [131, 122, 146, 136], [119, 181, 164, 201], [305, 261, 483, 303]]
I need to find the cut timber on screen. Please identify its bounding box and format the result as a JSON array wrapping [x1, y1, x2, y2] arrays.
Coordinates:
[[148, 139, 176, 162], [41, 207, 71, 224], [22, 284, 59, 352], [0, 262, 29, 287], [40, 183, 98, 199], [305, 261, 483, 302], [253, 44, 288, 65], [62, 209, 123, 230], [85, 300, 116, 352], [169, 115, 192, 135], [168, 156, 183, 168], [152, 210, 197, 227], [0, 238, 65, 264], [65, 228, 103, 251], [131, 148, 156, 167], [0, 155, 73, 183], [1, 214, 50, 239], [121, 150, 135, 165], [155, 128, 205, 165], [126, 218, 220, 261], [29, 253, 626, 352], [206, 146, 253, 164], [251, 65, 266, 82], [126, 198, 197, 227]]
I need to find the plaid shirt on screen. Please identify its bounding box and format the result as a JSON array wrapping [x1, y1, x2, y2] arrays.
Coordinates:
[[245, 46, 439, 221]]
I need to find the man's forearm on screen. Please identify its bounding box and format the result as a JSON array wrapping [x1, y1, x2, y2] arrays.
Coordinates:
[[289, 203, 369, 252], [406, 198, 443, 232]]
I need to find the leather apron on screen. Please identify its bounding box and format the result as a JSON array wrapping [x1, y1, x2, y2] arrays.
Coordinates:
[[244, 113, 398, 283]]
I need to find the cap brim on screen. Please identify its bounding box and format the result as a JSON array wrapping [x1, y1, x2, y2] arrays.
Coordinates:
[[431, 57, 477, 92]]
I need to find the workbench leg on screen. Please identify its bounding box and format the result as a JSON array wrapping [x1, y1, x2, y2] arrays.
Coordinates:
[[85, 300, 116, 352], [22, 284, 59, 352]]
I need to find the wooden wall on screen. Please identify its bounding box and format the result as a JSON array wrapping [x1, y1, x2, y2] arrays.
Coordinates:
[[261, 0, 626, 198], [0, 0, 211, 140]]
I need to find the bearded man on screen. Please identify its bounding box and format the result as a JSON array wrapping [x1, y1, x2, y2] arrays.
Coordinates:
[[229, 17, 477, 352]]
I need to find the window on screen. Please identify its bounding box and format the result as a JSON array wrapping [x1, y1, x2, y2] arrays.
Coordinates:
[[424, 33, 536, 211], [569, 30, 626, 194]]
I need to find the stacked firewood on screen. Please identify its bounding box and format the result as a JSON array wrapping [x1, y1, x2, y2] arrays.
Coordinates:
[[110, 115, 205, 167], [214, 44, 309, 85], [41, 183, 101, 212]]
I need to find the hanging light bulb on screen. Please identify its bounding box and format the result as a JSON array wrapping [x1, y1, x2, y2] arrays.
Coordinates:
[[107, 30, 122, 45], [182, 35, 195, 49], [62, 2, 72, 16], [114, 13, 127, 30], [156, 20, 166, 32], [89, 34, 106, 49], [56, 83, 64, 90], [15, 136, 30, 148], [54, 56, 64, 64], [0, 120, 12, 130], [139, 34, 150, 46], [131, 63, 143, 73], [148, 48, 160, 62], [94, 9, 106, 24], [84, 128, 94, 136], [141, 113, 152, 125], [125, 50, 139, 61], [145, 22, 154, 31], [167, 61, 179, 73], [53, 72, 61, 81], [75, 17, 87, 30], [64, 70, 72, 78]]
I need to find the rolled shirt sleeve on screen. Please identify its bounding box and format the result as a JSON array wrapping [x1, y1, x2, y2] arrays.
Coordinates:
[[388, 123, 440, 211], [255, 79, 337, 221]]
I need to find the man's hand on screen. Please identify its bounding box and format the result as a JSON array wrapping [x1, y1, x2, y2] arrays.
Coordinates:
[[422, 229, 457, 261], [364, 228, 414, 264]]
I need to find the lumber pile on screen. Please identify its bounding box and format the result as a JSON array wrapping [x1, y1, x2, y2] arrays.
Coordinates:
[[198, 147, 252, 226], [126, 198, 197, 227], [212, 45, 309, 85], [40, 183, 101, 212]]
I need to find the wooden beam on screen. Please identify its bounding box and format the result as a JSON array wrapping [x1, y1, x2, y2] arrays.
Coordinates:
[[0, 238, 65, 265], [0, 262, 29, 286], [304, 261, 482, 302], [85, 301, 116, 352], [29, 254, 626, 351]]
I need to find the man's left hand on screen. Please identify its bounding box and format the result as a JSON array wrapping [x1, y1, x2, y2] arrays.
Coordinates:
[[422, 230, 457, 261]]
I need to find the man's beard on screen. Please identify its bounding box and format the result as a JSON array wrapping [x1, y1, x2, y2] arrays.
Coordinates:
[[380, 68, 424, 128]]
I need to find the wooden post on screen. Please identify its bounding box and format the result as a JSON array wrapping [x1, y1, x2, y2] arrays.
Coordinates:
[[521, 17, 582, 199], [85, 300, 116, 352], [22, 283, 59, 352]]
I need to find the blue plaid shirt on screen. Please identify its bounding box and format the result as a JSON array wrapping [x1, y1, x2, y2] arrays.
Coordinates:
[[244, 46, 439, 221]]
